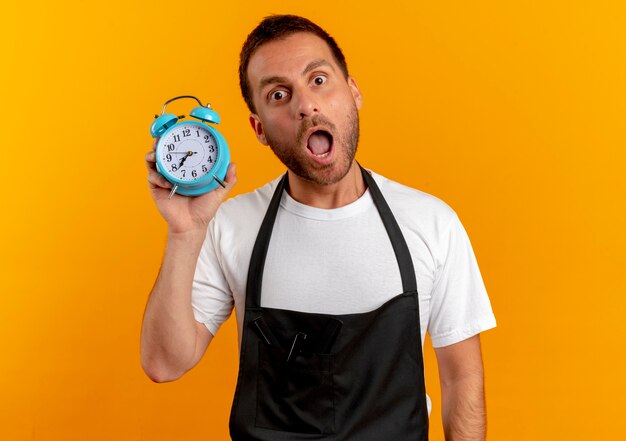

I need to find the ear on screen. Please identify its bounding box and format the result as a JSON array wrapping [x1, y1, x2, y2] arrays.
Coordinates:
[[348, 76, 363, 110], [249, 114, 268, 145]]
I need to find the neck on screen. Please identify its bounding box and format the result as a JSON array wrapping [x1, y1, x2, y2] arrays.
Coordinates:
[[286, 161, 366, 209]]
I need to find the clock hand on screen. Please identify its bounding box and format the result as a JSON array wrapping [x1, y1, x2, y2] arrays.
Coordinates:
[[178, 151, 192, 168]]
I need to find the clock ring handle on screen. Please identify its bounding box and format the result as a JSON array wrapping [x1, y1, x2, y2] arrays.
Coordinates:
[[161, 95, 212, 115]]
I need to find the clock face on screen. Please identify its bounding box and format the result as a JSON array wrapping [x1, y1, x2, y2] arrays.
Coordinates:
[[159, 123, 219, 181]]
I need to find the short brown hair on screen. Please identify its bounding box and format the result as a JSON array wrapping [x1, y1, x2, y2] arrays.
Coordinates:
[[239, 15, 349, 113]]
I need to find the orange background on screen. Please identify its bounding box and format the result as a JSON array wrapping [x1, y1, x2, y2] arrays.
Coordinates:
[[1, 1, 625, 440]]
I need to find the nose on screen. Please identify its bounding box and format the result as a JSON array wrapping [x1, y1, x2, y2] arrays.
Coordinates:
[[293, 87, 320, 119]]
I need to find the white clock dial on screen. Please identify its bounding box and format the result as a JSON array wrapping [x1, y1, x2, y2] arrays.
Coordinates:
[[160, 123, 219, 181]]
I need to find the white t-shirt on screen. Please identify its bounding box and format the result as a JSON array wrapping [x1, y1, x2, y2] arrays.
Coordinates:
[[192, 170, 496, 349]]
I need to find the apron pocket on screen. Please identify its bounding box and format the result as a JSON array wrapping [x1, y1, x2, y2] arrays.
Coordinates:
[[255, 342, 335, 435]]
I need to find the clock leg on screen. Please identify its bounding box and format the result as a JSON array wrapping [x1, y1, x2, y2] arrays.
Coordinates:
[[168, 184, 178, 199], [213, 175, 226, 188]]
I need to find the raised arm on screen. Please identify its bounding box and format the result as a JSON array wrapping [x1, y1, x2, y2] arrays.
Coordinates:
[[434, 334, 486, 441], [140, 139, 237, 383]]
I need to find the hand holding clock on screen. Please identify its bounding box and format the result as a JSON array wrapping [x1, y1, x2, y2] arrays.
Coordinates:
[[145, 138, 237, 237]]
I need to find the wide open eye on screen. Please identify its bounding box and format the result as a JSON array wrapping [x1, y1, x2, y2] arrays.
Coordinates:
[[270, 90, 289, 101], [312, 75, 327, 86]]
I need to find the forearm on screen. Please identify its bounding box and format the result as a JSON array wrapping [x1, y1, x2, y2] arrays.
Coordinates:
[[140, 230, 206, 382], [441, 372, 486, 441]]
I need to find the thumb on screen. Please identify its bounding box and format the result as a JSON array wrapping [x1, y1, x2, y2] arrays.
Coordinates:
[[212, 162, 237, 197], [224, 162, 237, 186], [224, 162, 237, 190]]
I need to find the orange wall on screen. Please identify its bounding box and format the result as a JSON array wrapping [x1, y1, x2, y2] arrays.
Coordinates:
[[1, 1, 625, 440]]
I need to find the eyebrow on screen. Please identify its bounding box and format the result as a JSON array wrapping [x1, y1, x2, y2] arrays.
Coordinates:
[[258, 58, 336, 90], [303, 58, 334, 76]]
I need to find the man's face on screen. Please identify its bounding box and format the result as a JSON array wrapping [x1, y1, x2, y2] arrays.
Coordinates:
[[247, 32, 363, 186]]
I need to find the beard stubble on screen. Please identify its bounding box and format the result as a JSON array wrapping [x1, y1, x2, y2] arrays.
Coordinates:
[[264, 106, 360, 186]]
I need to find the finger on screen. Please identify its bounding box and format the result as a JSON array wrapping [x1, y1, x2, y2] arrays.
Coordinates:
[[152, 138, 159, 151], [145, 151, 156, 171], [147, 170, 171, 189], [145, 154, 156, 171]]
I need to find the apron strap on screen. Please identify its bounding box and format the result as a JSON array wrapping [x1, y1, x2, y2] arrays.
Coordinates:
[[246, 164, 418, 308], [360, 166, 418, 294], [246, 172, 288, 309]]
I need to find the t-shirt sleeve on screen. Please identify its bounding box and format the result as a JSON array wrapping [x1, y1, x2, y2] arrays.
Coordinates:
[[427, 212, 496, 347], [191, 218, 234, 336]]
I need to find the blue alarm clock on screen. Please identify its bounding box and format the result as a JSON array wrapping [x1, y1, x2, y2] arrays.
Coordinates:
[[150, 95, 230, 198]]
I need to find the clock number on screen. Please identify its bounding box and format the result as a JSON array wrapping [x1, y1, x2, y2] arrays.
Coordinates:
[[167, 144, 175, 151], [204, 135, 211, 143], [173, 134, 180, 142], [208, 145, 215, 152], [171, 164, 178, 171], [207, 157, 213, 163], [181, 170, 186, 177], [202, 165, 208, 173], [192, 170, 197, 178], [183, 129, 191, 137], [196, 130, 200, 137], [166, 154, 172, 162]]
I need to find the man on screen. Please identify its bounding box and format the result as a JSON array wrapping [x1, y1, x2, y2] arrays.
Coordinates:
[[141, 15, 496, 441]]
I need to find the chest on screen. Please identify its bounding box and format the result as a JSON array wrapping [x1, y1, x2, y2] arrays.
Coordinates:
[[225, 208, 437, 341]]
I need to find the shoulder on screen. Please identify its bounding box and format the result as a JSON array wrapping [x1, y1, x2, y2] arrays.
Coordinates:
[[218, 175, 281, 218], [366, 169, 466, 267], [209, 174, 283, 240], [369, 169, 458, 230]]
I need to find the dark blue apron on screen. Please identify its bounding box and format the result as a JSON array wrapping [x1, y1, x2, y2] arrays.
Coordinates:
[[229, 166, 429, 440]]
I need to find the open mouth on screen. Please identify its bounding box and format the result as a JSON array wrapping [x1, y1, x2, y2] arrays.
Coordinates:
[[306, 130, 334, 158]]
